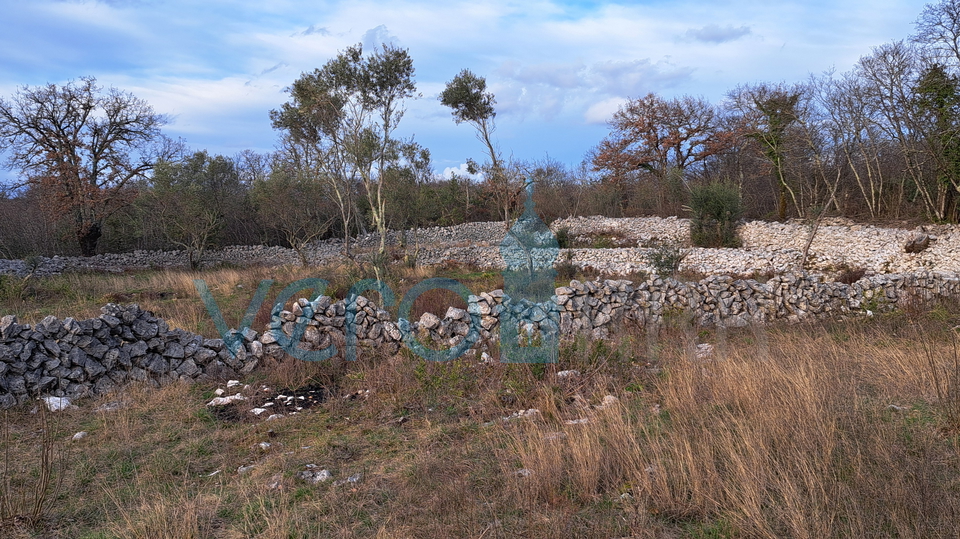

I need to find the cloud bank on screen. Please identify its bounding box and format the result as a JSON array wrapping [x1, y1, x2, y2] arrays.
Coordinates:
[[0, 0, 925, 177]]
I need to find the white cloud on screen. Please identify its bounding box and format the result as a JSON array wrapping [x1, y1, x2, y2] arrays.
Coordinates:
[[489, 58, 693, 122], [294, 24, 331, 37], [362, 24, 400, 50], [584, 97, 627, 125], [0, 0, 928, 172], [442, 162, 481, 180]]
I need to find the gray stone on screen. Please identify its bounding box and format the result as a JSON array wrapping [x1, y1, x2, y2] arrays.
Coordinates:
[[164, 342, 185, 359], [132, 320, 158, 339], [100, 314, 120, 328], [175, 359, 200, 377], [419, 312, 441, 330], [129, 367, 148, 382], [144, 354, 169, 374], [0, 315, 19, 339], [6, 376, 26, 394], [195, 348, 217, 364], [0, 394, 16, 409], [38, 315, 62, 336]]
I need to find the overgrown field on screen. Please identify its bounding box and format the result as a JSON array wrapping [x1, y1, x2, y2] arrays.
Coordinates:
[[2, 264, 960, 538]]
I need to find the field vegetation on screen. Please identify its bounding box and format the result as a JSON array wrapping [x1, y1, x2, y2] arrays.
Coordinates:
[[1, 263, 959, 538]]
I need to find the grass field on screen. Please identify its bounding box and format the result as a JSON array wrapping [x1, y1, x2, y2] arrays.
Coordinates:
[[1, 263, 960, 538]]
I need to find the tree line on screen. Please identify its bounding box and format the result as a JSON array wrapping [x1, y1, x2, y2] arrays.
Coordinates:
[[3, 0, 960, 261]]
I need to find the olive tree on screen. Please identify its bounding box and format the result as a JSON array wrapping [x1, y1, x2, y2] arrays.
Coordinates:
[[271, 43, 417, 258], [147, 151, 245, 269], [440, 69, 524, 226]]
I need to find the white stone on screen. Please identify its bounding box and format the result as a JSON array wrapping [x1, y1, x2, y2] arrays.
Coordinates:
[[207, 393, 246, 406], [41, 396, 72, 412]]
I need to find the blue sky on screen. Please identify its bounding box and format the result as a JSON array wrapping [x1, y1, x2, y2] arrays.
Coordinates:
[[0, 0, 926, 180]]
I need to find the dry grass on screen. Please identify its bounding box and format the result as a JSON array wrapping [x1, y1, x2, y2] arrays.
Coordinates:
[[501, 317, 960, 537], [3, 265, 960, 537]]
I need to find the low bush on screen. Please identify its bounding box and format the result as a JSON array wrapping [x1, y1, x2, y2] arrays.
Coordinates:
[[646, 240, 687, 277], [688, 182, 743, 248]]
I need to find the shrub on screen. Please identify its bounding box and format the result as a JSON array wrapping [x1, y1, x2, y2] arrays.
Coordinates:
[[646, 239, 687, 277], [835, 264, 867, 285], [555, 227, 571, 249], [592, 235, 616, 249], [687, 182, 743, 248]]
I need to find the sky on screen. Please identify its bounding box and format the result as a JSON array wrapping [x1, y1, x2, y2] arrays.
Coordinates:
[[0, 0, 928, 181]]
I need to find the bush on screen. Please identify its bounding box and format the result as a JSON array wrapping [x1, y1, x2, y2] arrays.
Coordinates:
[[646, 239, 687, 276], [835, 264, 866, 284], [555, 227, 571, 249], [688, 182, 743, 248], [556, 251, 577, 281], [592, 235, 616, 249]]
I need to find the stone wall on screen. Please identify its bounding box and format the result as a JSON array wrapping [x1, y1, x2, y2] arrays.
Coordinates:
[[265, 270, 960, 364], [3, 216, 957, 278], [3, 269, 960, 408], [0, 304, 262, 408]]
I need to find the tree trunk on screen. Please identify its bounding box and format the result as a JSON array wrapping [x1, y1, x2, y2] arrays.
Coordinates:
[[77, 222, 101, 257]]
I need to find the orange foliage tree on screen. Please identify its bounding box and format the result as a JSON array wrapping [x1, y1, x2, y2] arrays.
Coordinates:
[[592, 93, 737, 214]]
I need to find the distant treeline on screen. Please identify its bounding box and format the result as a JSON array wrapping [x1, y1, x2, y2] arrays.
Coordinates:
[[5, 1, 960, 259]]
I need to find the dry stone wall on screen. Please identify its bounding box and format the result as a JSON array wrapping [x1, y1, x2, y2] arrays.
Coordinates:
[[260, 270, 960, 362], [3, 216, 958, 278], [0, 304, 262, 408], [4, 269, 960, 408], [261, 270, 960, 363]]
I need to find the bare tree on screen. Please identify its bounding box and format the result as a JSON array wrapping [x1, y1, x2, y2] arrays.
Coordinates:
[[727, 83, 807, 220], [592, 93, 736, 215], [0, 77, 176, 255], [915, 0, 960, 67], [816, 70, 892, 218]]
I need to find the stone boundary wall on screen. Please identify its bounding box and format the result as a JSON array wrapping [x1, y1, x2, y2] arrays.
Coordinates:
[[0, 304, 262, 408], [4, 269, 959, 408], [3, 216, 958, 278], [0, 222, 512, 277], [396, 270, 960, 347]]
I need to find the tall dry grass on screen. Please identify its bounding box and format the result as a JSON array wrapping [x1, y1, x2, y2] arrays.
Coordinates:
[[501, 318, 960, 537]]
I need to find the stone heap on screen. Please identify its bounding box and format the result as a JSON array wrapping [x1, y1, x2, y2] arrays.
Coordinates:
[[0, 304, 261, 407], [551, 215, 690, 245]]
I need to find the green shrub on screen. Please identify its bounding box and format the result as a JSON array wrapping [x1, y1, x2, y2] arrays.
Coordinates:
[[592, 235, 616, 249], [646, 239, 687, 276], [555, 227, 571, 249], [688, 182, 743, 248]]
